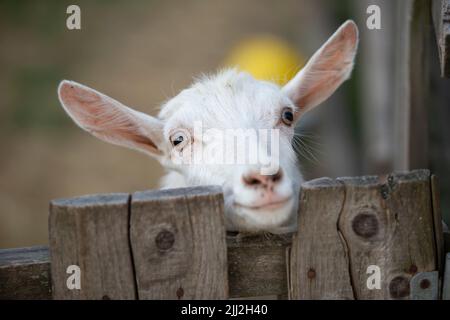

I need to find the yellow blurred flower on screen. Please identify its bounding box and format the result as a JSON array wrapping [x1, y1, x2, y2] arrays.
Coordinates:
[[224, 36, 305, 85]]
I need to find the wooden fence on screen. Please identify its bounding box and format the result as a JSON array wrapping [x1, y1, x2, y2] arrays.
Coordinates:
[[2, 0, 450, 301], [1, 169, 449, 299]]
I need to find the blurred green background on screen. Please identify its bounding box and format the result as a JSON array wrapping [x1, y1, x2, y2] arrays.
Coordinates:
[[1, 0, 448, 248]]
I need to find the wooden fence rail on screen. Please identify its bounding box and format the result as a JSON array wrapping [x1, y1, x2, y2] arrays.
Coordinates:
[[0, 169, 448, 299]]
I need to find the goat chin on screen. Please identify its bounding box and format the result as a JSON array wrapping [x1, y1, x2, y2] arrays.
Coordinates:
[[160, 171, 298, 234], [225, 196, 298, 234]]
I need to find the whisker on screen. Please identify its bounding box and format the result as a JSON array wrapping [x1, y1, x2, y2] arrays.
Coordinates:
[[291, 134, 322, 164]]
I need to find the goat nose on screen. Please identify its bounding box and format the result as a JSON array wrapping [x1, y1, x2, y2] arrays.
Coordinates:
[[242, 169, 283, 188]]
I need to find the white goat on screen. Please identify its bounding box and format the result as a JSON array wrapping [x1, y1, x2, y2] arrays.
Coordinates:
[[57, 20, 358, 234]]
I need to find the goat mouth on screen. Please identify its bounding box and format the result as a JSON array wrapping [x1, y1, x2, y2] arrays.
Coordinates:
[[234, 197, 292, 211]]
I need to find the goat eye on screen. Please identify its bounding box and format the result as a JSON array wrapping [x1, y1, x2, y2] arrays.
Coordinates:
[[281, 108, 294, 125], [170, 131, 189, 148], [173, 135, 184, 146]]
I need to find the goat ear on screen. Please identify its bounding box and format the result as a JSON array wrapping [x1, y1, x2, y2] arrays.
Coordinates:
[[282, 20, 358, 119], [58, 80, 164, 157]]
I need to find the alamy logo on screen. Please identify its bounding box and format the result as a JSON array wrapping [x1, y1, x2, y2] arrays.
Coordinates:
[[366, 5, 381, 30], [66, 265, 81, 290], [66, 5, 81, 30], [366, 265, 381, 289], [169, 121, 281, 175]]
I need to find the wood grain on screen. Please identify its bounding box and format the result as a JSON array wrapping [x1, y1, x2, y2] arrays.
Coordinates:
[[2, 171, 443, 300], [432, 0, 450, 77], [289, 170, 438, 300], [0, 246, 51, 299], [227, 232, 291, 298], [0, 235, 292, 300], [289, 178, 354, 299], [49, 193, 136, 299], [130, 186, 228, 299], [394, 0, 432, 170], [431, 175, 445, 277], [337, 170, 436, 299]]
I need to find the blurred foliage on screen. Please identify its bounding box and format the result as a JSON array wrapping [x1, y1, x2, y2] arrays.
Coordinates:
[[0, 0, 68, 130], [333, 0, 363, 149], [11, 66, 70, 129], [0, 0, 369, 248]]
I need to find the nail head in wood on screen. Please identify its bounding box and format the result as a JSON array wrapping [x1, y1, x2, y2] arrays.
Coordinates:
[[420, 279, 430, 289], [409, 264, 418, 274], [307, 268, 316, 279], [176, 287, 184, 299]]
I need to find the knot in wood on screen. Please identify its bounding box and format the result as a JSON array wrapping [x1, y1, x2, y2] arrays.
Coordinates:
[[307, 268, 316, 279], [389, 276, 410, 299], [155, 230, 175, 251], [352, 213, 379, 238]]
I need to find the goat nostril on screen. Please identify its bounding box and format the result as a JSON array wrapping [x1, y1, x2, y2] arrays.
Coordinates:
[[243, 175, 262, 186], [271, 170, 283, 182], [243, 170, 283, 187]]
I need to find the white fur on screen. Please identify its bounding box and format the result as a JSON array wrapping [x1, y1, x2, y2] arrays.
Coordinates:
[[57, 21, 358, 234]]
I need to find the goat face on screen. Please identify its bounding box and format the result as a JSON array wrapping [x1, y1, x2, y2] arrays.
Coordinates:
[[57, 20, 358, 234]]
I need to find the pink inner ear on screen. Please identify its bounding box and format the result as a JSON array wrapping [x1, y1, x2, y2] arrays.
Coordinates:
[[60, 82, 97, 103], [292, 21, 358, 115], [297, 75, 344, 110], [108, 127, 160, 154], [59, 82, 106, 129], [59, 81, 161, 155]]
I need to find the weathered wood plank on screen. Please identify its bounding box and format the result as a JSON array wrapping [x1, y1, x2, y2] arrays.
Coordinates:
[[432, 0, 450, 77], [49, 193, 136, 299], [337, 170, 436, 299], [394, 0, 432, 170], [356, 0, 397, 174], [431, 175, 445, 277], [289, 178, 354, 300], [443, 253, 450, 299], [445, 230, 450, 253], [130, 186, 228, 299], [2, 172, 443, 300], [290, 170, 438, 300], [227, 232, 291, 299], [0, 246, 51, 299], [0, 234, 292, 300]]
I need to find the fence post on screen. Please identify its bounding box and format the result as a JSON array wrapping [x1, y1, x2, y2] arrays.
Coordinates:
[[394, 0, 432, 170], [49, 193, 136, 299], [432, 0, 450, 77], [129, 186, 228, 299], [0, 246, 51, 299], [288, 178, 354, 299], [289, 169, 441, 299]]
